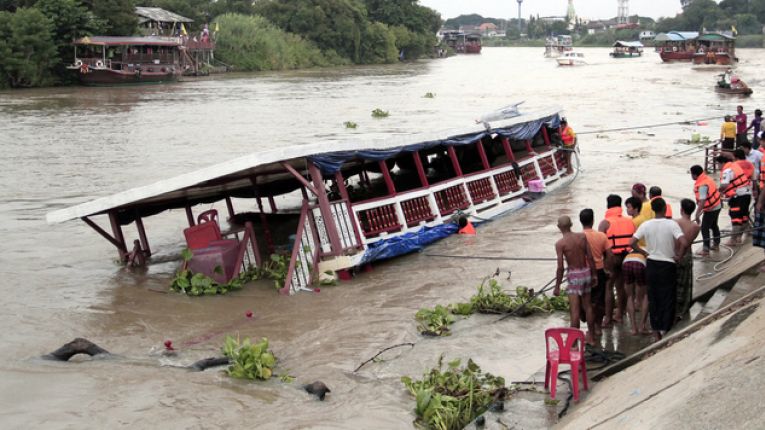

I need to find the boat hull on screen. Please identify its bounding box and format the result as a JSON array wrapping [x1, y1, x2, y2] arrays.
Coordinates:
[[72, 68, 180, 86], [693, 53, 735, 66], [556, 59, 585, 66], [610, 53, 642, 58], [659, 51, 694, 62], [715, 86, 753, 96]]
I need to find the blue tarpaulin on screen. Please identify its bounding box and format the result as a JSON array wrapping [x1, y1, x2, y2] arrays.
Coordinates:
[[308, 114, 560, 175], [359, 223, 459, 265]]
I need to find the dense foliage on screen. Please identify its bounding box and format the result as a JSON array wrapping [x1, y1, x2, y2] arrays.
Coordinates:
[[0, 0, 440, 88], [401, 356, 507, 430]]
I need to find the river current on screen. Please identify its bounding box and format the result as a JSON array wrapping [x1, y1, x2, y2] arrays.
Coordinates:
[[0, 47, 761, 429]]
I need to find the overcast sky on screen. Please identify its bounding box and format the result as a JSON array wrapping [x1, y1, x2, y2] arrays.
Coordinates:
[[419, 0, 687, 21]]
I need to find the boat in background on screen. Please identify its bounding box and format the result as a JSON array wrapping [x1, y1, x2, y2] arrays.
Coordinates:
[[68, 36, 182, 85], [654, 31, 698, 62], [611, 41, 643, 58], [556, 52, 586, 66], [693, 32, 738, 66], [544, 35, 573, 58], [46, 106, 576, 295], [441, 31, 482, 54], [715, 74, 753, 96]]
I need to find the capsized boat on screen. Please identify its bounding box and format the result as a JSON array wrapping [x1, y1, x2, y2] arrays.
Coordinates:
[[46, 105, 577, 294], [556, 52, 586, 66]]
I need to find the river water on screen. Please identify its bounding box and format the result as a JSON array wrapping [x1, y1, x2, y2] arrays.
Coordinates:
[[0, 47, 762, 429]]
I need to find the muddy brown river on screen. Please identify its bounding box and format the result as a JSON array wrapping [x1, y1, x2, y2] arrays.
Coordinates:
[[1, 47, 762, 429]]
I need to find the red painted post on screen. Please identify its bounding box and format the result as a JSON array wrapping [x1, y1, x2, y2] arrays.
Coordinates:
[[135, 215, 151, 257], [501, 137, 516, 162], [378, 160, 396, 195], [447, 146, 463, 176], [108, 211, 128, 261], [541, 127, 552, 148], [185, 205, 195, 227], [413, 151, 429, 187], [525, 139, 534, 153], [476, 139, 491, 170], [225, 196, 235, 219], [308, 162, 343, 257]]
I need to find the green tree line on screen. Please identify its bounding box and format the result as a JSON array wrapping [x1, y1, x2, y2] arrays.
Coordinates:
[[0, 0, 441, 89]]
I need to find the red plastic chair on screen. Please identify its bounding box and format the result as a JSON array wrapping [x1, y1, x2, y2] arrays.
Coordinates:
[[544, 327, 589, 401], [197, 209, 219, 225]]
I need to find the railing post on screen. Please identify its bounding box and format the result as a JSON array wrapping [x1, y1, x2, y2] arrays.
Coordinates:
[[334, 171, 364, 249], [225, 196, 235, 219], [447, 146, 464, 176], [108, 211, 128, 262], [413, 151, 429, 187], [476, 139, 491, 170], [308, 162, 343, 257], [541, 126, 552, 148], [501, 137, 516, 162], [185, 205, 195, 227], [378, 160, 396, 195], [135, 215, 151, 257]]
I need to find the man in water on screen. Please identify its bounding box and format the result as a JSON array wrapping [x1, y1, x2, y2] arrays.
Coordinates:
[[553, 215, 596, 345], [675, 199, 701, 319], [631, 198, 687, 342]]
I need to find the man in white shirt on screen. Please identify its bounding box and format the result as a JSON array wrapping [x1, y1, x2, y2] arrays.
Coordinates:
[[630, 198, 687, 341]]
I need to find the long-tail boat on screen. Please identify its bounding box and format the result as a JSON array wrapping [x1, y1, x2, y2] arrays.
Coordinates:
[[68, 36, 182, 85], [46, 105, 577, 294]]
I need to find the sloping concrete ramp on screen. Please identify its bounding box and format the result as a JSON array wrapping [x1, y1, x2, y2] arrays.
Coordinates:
[[557, 289, 765, 429]]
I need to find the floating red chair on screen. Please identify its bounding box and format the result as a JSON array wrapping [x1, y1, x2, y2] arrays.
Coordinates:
[[183, 209, 239, 283], [544, 327, 589, 401]]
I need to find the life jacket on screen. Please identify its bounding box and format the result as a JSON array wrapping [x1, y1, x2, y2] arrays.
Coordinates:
[[736, 159, 754, 183], [560, 125, 576, 147], [604, 207, 635, 255], [760, 147, 765, 189], [694, 173, 721, 212], [458, 220, 476, 235], [650, 196, 673, 218], [720, 162, 748, 198]]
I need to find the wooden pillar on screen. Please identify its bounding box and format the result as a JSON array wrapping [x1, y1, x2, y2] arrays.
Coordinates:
[[268, 196, 277, 213], [135, 215, 151, 257], [476, 139, 491, 170], [308, 162, 343, 256], [108, 212, 128, 261], [501, 137, 516, 162], [185, 205, 195, 227], [525, 139, 534, 153], [413, 151, 429, 187], [378, 160, 396, 195], [447, 146, 463, 176], [541, 127, 552, 148], [225, 196, 235, 219]]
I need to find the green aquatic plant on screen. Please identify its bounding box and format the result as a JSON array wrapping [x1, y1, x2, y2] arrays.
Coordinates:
[[401, 356, 507, 430], [371, 108, 390, 118], [222, 335, 277, 380], [469, 280, 569, 315], [260, 254, 291, 290], [170, 248, 260, 296], [344, 121, 358, 129], [415, 305, 456, 336]]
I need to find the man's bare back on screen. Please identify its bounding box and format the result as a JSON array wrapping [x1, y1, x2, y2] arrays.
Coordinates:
[[556, 232, 589, 269], [676, 218, 701, 255]]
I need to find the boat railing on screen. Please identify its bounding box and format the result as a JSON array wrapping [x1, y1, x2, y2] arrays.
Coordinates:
[[281, 201, 321, 295], [310, 199, 362, 256], [350, 152, 560, 244], [704, 141, 722, 174]]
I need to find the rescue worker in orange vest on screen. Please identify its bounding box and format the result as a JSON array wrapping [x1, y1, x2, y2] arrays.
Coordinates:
[[691, 165, 722, 256], [458, 215, 476, 235], [649, 186, 673, 218], [734, 149, 755, 184], [559, 118, 576, 175], [716, 155, 752, 246], [598, 194, 636, 327]]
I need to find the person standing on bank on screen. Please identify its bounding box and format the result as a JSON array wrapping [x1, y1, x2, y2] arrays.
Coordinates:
[[675, 199, 701, 319], [560, 119, 576, 175], [649, 186, 673, 218], [630, 198, 687, 342], [721, 115, 737, 151], [598, 194, 635, 327], [581, 208, 612, 338], [736, 105, 748, 147], [747, 109, 762, 149], [553, 215, 596, 345], [691, 165, 722, 256], [716, 154, 752, 246]]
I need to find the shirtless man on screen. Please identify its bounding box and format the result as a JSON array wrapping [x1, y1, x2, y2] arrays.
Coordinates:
[[675, 199, 701, 319], [553, 215, 597, 345]]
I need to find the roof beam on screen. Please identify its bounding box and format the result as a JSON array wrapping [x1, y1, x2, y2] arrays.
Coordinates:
[[281, 162, 318, 196]]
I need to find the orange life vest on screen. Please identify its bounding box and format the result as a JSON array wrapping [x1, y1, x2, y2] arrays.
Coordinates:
[[560, 125, 576, 146], [459, 220, 476, 235], [604, 207, 635, 255], [694, 173, 721, 212], [649, 196, 673, 218], [720, 162, 748, 198], [736, 159, 754, 182], [759, 147, 765, 189]]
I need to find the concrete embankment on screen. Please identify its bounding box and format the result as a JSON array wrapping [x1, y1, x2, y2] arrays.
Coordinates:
[[557, 283, 765, 429]]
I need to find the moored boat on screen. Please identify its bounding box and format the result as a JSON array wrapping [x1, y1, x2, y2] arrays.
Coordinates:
[[610, 40, 643, 58], [692, 32, 737, 66], [654, 31, 698, 62], [46, 105, 577, 294], [68, 36, 182, 85], [556, 52, 586, 66]]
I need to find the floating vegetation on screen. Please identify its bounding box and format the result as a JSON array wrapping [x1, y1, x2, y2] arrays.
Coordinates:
[[423, 92, 435, 98], [344, 121, 358, 129], [222, 335, 278, 380], [371, 108, 390, 118], [170, 250, 289, 295], [401, 356, 507, 430], [259, 254, 291, 290], [415, 305, 456, 336]]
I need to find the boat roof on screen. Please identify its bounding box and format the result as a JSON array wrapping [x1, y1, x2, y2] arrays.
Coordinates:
[[135, 7, 193, 24], [46, 105, 562, 225], [73, 36, 181, 47], [698, 32, 735, 41], [613, 40, 643, 48], [655, 31, 699, 42]]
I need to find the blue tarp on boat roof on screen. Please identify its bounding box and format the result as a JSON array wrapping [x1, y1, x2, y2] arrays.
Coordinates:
[[308, 114, 560, 174], [672, 31, 699, 40], [655, 31, 698, 42]]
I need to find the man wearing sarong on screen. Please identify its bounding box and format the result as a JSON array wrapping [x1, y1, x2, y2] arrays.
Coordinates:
[[553, 215, 597, 345], [630, 198, 687, 342], [675, 199, 700, 319]]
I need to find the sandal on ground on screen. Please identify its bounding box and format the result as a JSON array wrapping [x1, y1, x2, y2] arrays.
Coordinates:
[[694, 249, 710, 257]]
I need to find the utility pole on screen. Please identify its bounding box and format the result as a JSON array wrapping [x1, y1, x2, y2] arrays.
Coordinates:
[[517, 0, 523, 34]]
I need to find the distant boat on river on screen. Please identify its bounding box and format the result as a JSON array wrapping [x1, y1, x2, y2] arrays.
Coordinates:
[[610, 41, 643, 58], [556, 52, 586, 66], [654, 31, 698, 62]]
